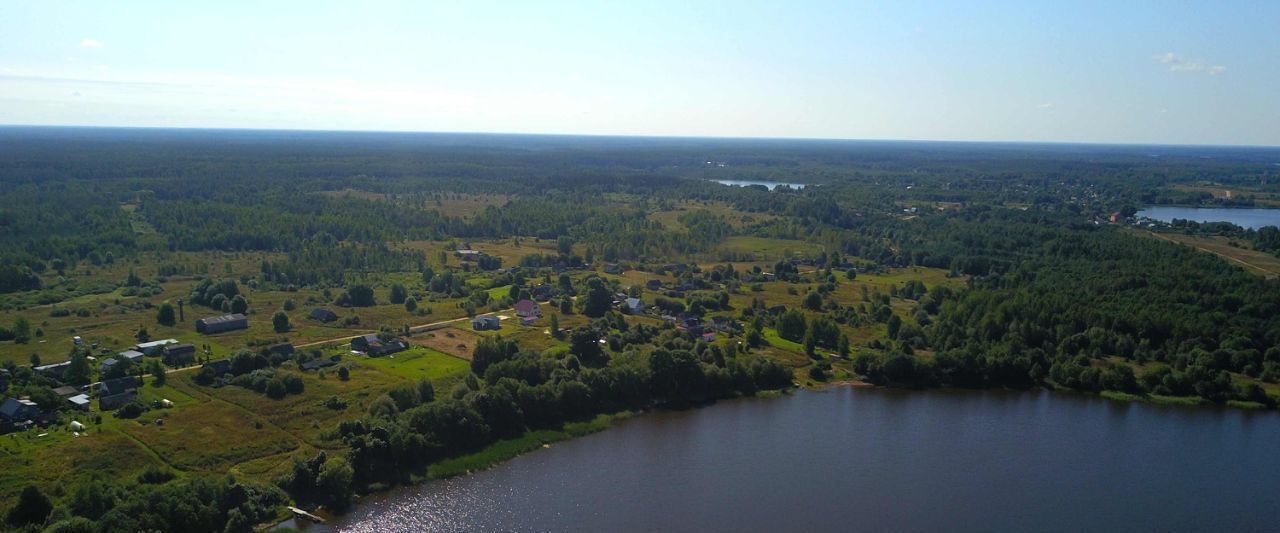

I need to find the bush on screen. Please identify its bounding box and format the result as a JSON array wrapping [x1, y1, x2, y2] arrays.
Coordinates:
[[115, 400, 147, 419], [137, 466, 176, 485]]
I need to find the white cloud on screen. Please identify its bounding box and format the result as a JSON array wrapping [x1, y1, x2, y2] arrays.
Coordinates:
[[1036, 102, 1053, 109], [80, 39, 102, 48], [1155, 52, 1225, 75]]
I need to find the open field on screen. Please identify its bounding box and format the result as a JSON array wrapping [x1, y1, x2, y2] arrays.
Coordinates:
[[716, 236, 822, 262], [648, 201, 780, 232], [1139, 230, 1280, 278], [358, 346, 471, 383]]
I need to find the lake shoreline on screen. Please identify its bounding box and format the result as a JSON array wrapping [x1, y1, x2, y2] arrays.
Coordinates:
[[287, 379, 1276, 530]]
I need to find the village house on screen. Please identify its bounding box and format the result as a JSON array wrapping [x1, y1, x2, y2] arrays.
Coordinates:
[[455, 249, 485, 261], [472, 315, 501, 331], [118, 350, 145, 365], [646, 279, 663, 291], [622, 297, 646, 314], [33, 361, 72, 380], [99, 357, 120, 374], [67, 394, 91, 411], [202, 359, 231, 377], [515, 299, 542, 319], [300, 356, 340, 371], [602, 263, 622, 275], [162, 343, 197, 367], [0, 397, 41, 432], [350, 334, 407, 357], [52, 386, 79, 398], [196, 313, 249, 334], [267, 345, 294, 358], [675, 315, 704, 336], [530, 284, 554, 301], [309, 308, 339, 323], [135, 339, 179, 355], [98, 376, 141, 411]]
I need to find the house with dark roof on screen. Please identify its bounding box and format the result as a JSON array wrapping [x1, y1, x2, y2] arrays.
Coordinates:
[[98, 376, 141, 411], [196, 313, 248, 334], [515, 299, 541, 318], [300, 356, 340, 371], [472, 315, 501, 331], [530, 284, 554, 301], [646, 279, 663, 291], [350, 334, 407, 357], [202, 359, 231, 377], [675, 315, 704, 336], [602, 263, 622, 275], [268, 342, 295, 357], [162, 343, 197, 367], [51, 386, 79, 398], [99, 357, 120, 374], [0, 398, 41, 423], [310, 308, 339, 323], [33, 361, 71, 379]]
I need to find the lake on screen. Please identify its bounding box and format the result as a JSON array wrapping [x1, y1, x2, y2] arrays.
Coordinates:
[[1137, 206, 1280, 230], [712, 179, 807, 190], [313, 388, 1280, 532]]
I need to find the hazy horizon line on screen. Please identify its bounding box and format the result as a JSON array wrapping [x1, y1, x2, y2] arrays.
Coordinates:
[[3, 122, 1279, 150]]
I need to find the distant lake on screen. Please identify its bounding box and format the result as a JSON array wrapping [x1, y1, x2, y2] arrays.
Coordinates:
[[1138, 206, 1280, 230], [713, 179, 807, 190], [313, 388, 1280, 532]]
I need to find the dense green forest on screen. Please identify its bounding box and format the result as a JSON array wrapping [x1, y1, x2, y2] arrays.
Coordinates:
[[1, 127, 1279, 531]]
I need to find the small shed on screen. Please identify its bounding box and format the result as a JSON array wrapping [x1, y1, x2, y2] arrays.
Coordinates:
[[67, 394, 91, 411]]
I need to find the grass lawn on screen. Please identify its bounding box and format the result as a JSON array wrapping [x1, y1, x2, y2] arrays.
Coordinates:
[[763, 328, 804, 353], [358, 347, 470, 382]]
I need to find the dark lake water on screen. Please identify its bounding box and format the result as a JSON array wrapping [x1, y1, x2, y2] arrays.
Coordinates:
[[314, 388, 1280, 532], [712, 179, 806, 190], [1138, 206, 1280, 230]]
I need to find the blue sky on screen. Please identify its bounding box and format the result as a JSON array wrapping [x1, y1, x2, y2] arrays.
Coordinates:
[[1, 0, 1277, 145]]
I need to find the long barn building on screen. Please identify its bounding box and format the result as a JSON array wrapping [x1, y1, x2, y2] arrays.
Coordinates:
[[196, 313, 248, 334]]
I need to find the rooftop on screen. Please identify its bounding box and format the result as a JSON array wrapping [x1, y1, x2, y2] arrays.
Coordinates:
[[200, 313, 247, 324]]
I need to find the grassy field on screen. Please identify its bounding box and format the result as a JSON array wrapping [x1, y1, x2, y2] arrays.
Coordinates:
[[1138, 230, 1280, 279], [358, 347, 470, 382], [717, 236, 822, 262], [648, 201, 780, 232]]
